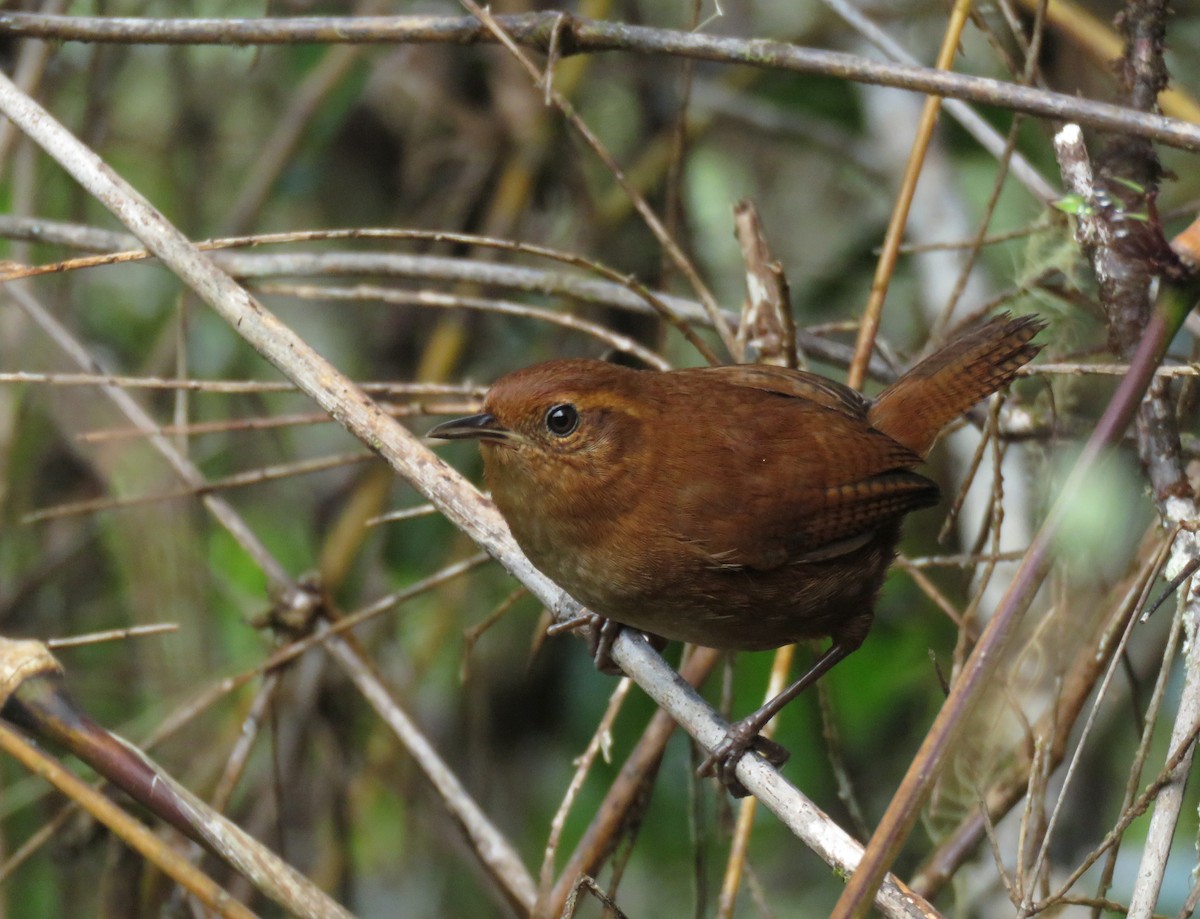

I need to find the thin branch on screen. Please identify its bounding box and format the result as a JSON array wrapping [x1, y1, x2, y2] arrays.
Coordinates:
[[817, 0, 1056, 202], [847, 0, 973, 390], [4, 285, 296, 593], [77, 402, 479, 445], [258, 282, 671, 370], [1126, 585, 1200, 918], [538, 678, 634, 906], [459, 0, 735, 360], [21, 452, 377, 524], [0, 370, 484, 397], [0, 216, 886, 374], [320, 627, 538, 915], [0, 13, 1195, 151], [0, 723, 260, 919]]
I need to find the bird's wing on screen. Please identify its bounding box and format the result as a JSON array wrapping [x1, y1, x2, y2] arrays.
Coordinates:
[[674, 364, 871, 418], [659, 394, 937, 572]]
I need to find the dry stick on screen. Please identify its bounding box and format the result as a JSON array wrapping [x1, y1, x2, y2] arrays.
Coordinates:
[[4, 285, 293, 593], [1009, 0, 1200, 124], [0, 213, 139, 250], [932, 108, 1027, 337], [367, 503, 438, 527], [903, 549, 1027, 569], [0, 65, 937, 919], [1034, 714, 1200, 912], [938, 404, 997, 543], [846, 0, 973, 391], [90, 725, 355, 919], [1029, 363, 1200, 378], [457, 0, 735, 361], [1178, 878, 1200, 919], [46, 623, 179, 648], [178, 673, 286, 900], [897, 223, 1051, 253], [717, 203, 801, 914], [0, 13, 1198, 152], [817, 658, 872, 842], [0, 214, 882, 373], [0, 557, 487, 886], [540, 647, 721, 919], [656, 0, 698, 304], [1089, 540, 1187, 917], [733, 200, 797, 369], [909, 526, 1172, 898], [537, 677, 634, 906], [896, 561, 966, 629], [716, 644, 796, 919], [319, 626, 537, 914], [975, 398, 1011, 628], [831, 198, 1198, 919], [1059, 41, 1200, 905], [935, 0, 1050, 335], [0, 723, 260, 919], [257, 282, 671, 370], [1028, 724, 1058, 904], [1126, 586, 1200, 919], [0, 796, 74, 883], [210, 674, 284, 815], [22, 452, 377, 524], [79, 402, 480, 445], [1019, 539, 1179, 912], [818, 0, 1056, 203], [0, 327, 362, 918], [146, 555, 490, 751], [1, 225, 724, 369], [1, 639, 340, 919], [0, 370, 484, 396], [0, 0, 66, 175]]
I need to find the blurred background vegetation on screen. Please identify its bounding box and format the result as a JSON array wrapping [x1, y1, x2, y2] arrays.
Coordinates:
[[1, 1, 1200, 917]]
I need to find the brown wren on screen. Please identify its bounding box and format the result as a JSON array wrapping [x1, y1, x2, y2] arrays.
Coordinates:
[[429, 314, 1043, 794]]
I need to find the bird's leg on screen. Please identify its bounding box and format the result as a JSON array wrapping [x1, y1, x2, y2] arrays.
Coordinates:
[[699, 618, 869, 797]]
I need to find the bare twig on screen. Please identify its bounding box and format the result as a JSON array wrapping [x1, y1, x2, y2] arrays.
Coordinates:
[[321, 625, 538, 913], [0, 215, 885, 374], [21, 452, 377, 524], [0, 13, 1197, 152], [538, 678, 634, 906], [817, 0, 1056, 202], [0, 723, 260, 919], [258, 282, 671, 370], [847, 0, 973, 391]]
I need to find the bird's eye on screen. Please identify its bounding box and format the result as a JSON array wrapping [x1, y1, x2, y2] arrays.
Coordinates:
[[545, 403, 579, 437]]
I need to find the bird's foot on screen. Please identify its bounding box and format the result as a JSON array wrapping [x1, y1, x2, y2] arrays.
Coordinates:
[[697, 721, 791, 798], [586, 615, 627, 676], [583, 617, 668, 675]]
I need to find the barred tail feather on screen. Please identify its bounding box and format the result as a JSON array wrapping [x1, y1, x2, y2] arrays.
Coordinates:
[[868, 314, 1044, 457]]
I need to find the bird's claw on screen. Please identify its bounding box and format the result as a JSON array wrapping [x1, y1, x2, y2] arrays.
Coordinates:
[[697, 722, 790, 798], [586, 615, 626, 676]]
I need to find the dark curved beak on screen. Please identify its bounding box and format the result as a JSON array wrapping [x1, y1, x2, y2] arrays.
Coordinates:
[[427, 412, 516, 443]]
